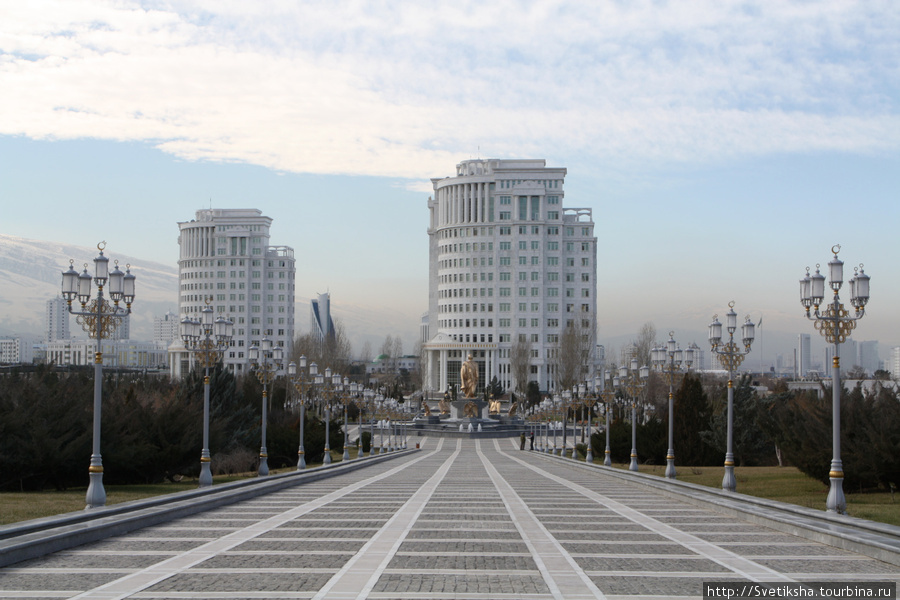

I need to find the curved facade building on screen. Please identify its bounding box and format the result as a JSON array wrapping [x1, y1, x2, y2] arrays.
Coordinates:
[[423, 159, 597, 395]]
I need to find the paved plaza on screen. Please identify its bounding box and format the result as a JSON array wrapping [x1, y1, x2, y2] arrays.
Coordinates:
[[1, 438, 898, 599]]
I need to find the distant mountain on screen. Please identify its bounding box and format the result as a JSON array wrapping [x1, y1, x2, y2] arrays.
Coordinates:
[[0, 234, 178, 341]]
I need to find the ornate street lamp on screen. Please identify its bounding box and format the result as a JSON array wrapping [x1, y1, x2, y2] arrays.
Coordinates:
[[618, 358, 649, 472], [562, 388, 581, 459], [341, 377, 353, 461], [181, 299, 233, 487], [248, 337, 283, 476], [600, 372, 616, 466], [364, 389, 377, 456], [709, 302, 755, 492], [316, 368, 341, 465], [287, 357, 317, 470], [584, 378, 600, 463], [651, 333, 694, 479], [800, 245, 869, 514], [61, 242, 135, 508]]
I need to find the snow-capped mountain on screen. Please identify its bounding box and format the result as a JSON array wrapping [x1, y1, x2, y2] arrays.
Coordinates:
[[0, 234, 178, 341]]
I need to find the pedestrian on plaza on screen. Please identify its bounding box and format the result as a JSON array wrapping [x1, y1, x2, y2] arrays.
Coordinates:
[[529, 431, 534, 450], [520, 432, 526, 450]]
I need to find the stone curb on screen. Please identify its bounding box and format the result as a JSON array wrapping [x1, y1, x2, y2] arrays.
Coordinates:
[[0, 449, 416, 568]]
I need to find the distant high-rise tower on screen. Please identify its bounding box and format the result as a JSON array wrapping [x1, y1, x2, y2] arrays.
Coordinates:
[[171, 208, 296, 377], [310, 293, 335, 343], [45, 296, 70, 342], [798, 334, 811, 377], [857, 341, 879, 375], [890, 347, 900, 380], [154, 311, 180, 345]]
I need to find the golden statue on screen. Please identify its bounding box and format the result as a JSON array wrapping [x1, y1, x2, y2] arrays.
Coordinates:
[[464, 401, 478, 418], [489, 394, 501, 414], [422, 401, 432, 416], [439, 391, 450, 415], [460, 354, 478, 399], [508, 401, 518, 417]]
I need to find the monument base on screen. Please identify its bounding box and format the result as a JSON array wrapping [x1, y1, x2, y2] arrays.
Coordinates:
[[450, 399, 488, 420]]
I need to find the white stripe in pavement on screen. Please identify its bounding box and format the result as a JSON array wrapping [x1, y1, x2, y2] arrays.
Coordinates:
[[65, 442, 444, 600], [476, 439, 607, 600], [310, 438, 462, 600], [493, 439, 797, 584]]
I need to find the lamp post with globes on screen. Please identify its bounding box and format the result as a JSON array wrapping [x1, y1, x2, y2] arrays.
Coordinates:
[[583, 379, 599, 463], [708, 302, 755, 492], [248, 337, 283, 476], [651, 333, 693, 479], [340, 378, 355, 461], [287, 356, 317, 470], [800, 245, 869, 514], [180, 299, 233, 487], [61, 242, 135, 508], [316, 368, 341, 465], [600, 372, 616, 466], [619, 358, 649, 472]]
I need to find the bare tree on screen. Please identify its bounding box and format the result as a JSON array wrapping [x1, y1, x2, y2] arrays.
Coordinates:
[[554, 318, 596, 392], [509, 335, 532, 398], [291, 317, 352, 376], [360, 340, 373, 365], [632, 321, 657, 368], [411, 338, 426, 394]]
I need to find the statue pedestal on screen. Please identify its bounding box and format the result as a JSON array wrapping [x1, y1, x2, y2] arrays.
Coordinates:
[[450, 399, 488, 421]]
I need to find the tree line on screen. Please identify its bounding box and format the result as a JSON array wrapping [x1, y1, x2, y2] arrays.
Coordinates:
[[0, 364, 346, 492], [588, 373, 900, 492]]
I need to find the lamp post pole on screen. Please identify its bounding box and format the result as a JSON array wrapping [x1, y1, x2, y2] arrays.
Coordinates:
[[651, 333, 693, 479], [181, 299, 233, 487], [619, 358, 649, 472], [316, 368, 341, 465], [584, 381, 598, 463], [248, 337, 283, 476], [61, 243, 135, 508], [800, 245, 869, 514], [709, 302, 755, 492], [565, 388, 582, 459], [365, 389, 377, 456], [288, 357, 317, 470], [341, 377, 352, 461], [600, 372, 616, 466]]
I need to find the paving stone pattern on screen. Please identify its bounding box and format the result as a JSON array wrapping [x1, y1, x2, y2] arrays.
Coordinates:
[[0, 438, 897, 599]]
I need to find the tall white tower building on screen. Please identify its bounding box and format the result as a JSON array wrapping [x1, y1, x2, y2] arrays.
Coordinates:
[[170, 209, 295, 377], [45, 296, 70, 342], [311, 292, 335, 343], [154, 311, 180, 345], [422, 159, 598, 394], [798, 333, 811, 377]]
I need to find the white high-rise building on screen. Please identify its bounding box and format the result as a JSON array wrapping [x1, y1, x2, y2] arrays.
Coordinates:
[[857, 340, 880, 375], [154, 311, 180, 345], [890, 347, 900, 380], [45, 296, 70, 342], [422, 159, 598, 394], [170, 209, 296, 377], [798, 333, 811, 377]]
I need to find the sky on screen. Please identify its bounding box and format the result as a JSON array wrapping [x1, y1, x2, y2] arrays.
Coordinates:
[[1, 0, 898, 366]]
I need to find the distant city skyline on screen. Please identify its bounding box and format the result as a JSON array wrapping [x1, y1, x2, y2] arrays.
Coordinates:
[[1, 2, 898, 359]]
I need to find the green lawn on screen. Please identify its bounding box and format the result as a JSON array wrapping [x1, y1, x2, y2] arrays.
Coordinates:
[[0, 447, 371, 526], [4, 453, 898, 528], [610, 462, 900, 527]]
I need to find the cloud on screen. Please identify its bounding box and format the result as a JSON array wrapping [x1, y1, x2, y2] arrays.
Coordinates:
[[1, 0, 897, 179]]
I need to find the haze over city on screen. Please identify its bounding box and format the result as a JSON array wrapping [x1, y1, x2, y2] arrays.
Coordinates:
[[2, 1, 898, 366]]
